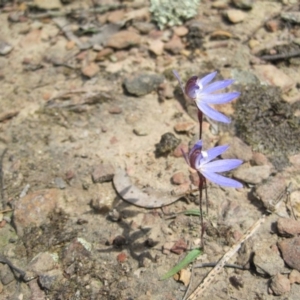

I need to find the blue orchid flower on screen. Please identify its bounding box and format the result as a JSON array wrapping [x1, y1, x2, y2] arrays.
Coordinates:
[[173, 70, 240, 123], [184, 140, 243, 188]]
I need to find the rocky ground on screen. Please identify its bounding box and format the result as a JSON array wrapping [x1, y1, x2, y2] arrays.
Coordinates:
[[1, 0, 300, 299]]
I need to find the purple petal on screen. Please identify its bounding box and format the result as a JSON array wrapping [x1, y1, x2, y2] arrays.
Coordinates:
[[201, 92, 240, 105], [204, 145, 229, 163], [202, 79, 234, 94], [202, 159, 243, 173], [173, 70, 185, 94], [201, 170, 243, 188], [197, 71, 217, 88], [197, 102, 231, 123]]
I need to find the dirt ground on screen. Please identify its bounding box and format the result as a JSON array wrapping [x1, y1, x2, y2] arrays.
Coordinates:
[[1, 0, 300, 299]]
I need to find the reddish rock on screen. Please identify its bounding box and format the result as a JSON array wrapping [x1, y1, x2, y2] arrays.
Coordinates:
[[171, 172, 187, 185], [277, 218, 300, 237], [106, 30, 141, 49], [117, 252, 127, 263], [164, 35, 184, 54], [269, 273, 290, 296], [265, 19, 281, 32], [289, 269, 300, 284], [173, 26, 188, 37], [170, 238, 188, 255], [148, 39, 164, 56], [107, 10, 125, 23], [108, 105, 122, 114], [13, 189, 60, 237], [173, 143, 188, 158], [95, 48, 114, 61], [278, 237, 300, 272], [81, 62, 99, 78], [63, 238, 91, 265], [92, 163, 115, 183], [174, 122, 195, 134], [251, 152, 271, 166]]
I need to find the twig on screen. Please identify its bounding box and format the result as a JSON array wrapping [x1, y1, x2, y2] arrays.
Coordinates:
[[187, 215, 265, 300], [260, 50, 300, 61], [0, 148, 7, 210], [0, 254, 26, 279], [194, 262, 248, 271]]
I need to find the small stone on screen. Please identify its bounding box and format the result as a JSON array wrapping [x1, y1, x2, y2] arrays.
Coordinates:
[[148, 39, 164, 56], [54, 177, 66, 189], [34, 0, 62, 9], [233, 165, 271, 185], [251, 152, 271, 166], [26, 252, 58, 275], [173, 26, 188, 37], [107, 10, 125, 24], [92, 163, 115, 183], [171, 172, 187, 185], [95, 48, 114, 61], [253, 245, 285, 276], [253, 65, 295, 92], [116, 252, 127, 263], [225, 9, 247, 23], [164, 35, 184, 54], [90, 198, 110, 214], [281, 12, 300, 24], [269, 273, 290, 296], [108, 105, 122, 114], [278, 237, 300, 272], [265, 20, 281, 32], [162, 241, 173, 254], [62, 238, 91, 265], [175, 269, 191, 286], [133, 22, 155, 34], [277, 218, 300, 237], [289, 269, 300, 284], [174, 122, 195, 134], [65, 40, 75, 50], [106, 30, 141, 49], [170, 183, 190, 197], [158, 82, 173, 99], [170, 238, 188, 255], [0, 265, 14, 285], [155, 132, 181, 155], [123, 73, 164, 96], [231, 0, 254, 10], [38, 269, 63, 291], [0, 40, 13, 55], [133, 126, 148, 136], [218, 136, 252, 162], [173, 143, 188, 158], [81, 62, 99, 78], [212, 0, 228, 9], [248, 39, 260, 49]]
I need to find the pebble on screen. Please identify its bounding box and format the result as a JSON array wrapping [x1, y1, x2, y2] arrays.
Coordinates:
[[116, 252, 127, 263], [173, 143, 188, 158], [225, 9, 247, 24], [255, 175, 286, 211], [90, 198, 111, 214], [34, 0, 62, 9], [54, 177, 66, 189], [173, 26, 188, 37], [231, 0, 254, 10], [170, 238, 188, 255], [289, 269, 300, 284], [269, 273, 290, 296], [174, 121, 195, 134], [277, 218, 300, 237], [0, 264, 14, 285], [123, 73, 164, 96], [233, 165, 271, 185], [148, 39, 164, 56], [253, 245, 285, 276], [107, 10, 125, 24], [38, 269, 63, 291], [265, 19, 281, 32], [13, 189, 60, 237], [133, 126, 148, 136], [92, 163, 115, 183], [95, 48, 114, 61], [26, 252, 58, 275], [0, 40, 13, 55], [162, 241, 173, 254], [170, 183, 190, 197], [281, 12, 300, 24], [171, 172, 187, 185], [164, 35, 184, 54], [81, 62, 100, 78], [108, 105, 122, 114], [278, 237, 300, 272], [251, 152, 271, 166], [218, 136, 252, 162], [212, 0, 229, 9], [62, 238, 92, 265], [158, 82, 173, 99], [133, 22, 155, 34], [106, 30, 141, 49], [253, 65, 295, 92], [155, 132, 181, 155]]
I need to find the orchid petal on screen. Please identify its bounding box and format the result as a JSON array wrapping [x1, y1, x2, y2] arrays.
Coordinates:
[[202, 159, 243, 173], [201, 170, 243, 188], [197, 71, 217, 88], [203, 145, 229, 164], [202, 79, 234, 94], [200, 92, 240, 105], [197, 102, 231, 123]]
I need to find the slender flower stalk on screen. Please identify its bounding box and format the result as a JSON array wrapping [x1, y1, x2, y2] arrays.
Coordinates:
[[173, 70, 240, 139], [183, 140, 243, 247]]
